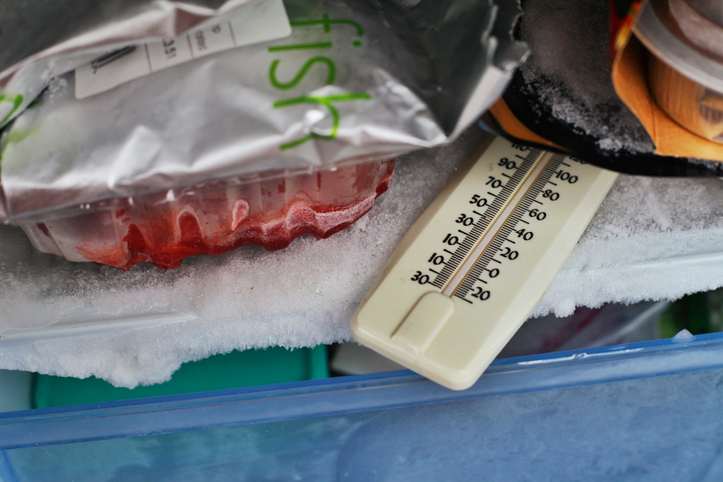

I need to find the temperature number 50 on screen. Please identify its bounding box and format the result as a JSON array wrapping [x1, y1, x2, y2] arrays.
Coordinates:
[[469, 194, 488, 207]]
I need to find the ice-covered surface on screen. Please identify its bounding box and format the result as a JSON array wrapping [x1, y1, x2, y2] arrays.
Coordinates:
[[518, 0, 656, 154], [1, 126, 723, 387]]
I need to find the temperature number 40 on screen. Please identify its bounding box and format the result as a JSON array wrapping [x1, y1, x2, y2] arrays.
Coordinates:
[[515, 228, 534, 241]]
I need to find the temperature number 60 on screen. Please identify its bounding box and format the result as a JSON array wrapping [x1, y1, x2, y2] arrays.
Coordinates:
[[529, 209, 546, 221]]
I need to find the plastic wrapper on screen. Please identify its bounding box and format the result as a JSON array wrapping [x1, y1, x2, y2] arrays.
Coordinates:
[[0, 0, 528, 269]]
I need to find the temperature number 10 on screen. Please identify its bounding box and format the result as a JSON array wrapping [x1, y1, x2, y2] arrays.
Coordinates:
[[428, 253, 445, 265], [443, 233, 459, 245]]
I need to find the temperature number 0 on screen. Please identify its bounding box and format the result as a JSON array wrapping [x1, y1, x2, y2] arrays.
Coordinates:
[[411, 271, 429, 284]]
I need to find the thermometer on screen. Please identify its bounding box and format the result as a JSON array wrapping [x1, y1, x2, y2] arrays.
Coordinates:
[[351, 136, 618, 390]]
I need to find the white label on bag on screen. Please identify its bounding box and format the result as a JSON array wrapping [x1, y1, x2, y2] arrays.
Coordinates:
[[75, 0, 291, 99]]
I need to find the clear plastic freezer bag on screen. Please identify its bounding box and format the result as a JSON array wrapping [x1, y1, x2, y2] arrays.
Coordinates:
[[20, 160, 394, 270]]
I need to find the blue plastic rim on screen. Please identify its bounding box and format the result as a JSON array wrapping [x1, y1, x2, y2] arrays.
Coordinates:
[[2, 331, 723, 450]]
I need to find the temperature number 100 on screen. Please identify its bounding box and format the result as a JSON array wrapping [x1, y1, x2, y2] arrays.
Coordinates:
[[555, 170, 578, 183]]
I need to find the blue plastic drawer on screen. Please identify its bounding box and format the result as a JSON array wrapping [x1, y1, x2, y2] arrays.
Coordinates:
[[3, 333, 723, 481]]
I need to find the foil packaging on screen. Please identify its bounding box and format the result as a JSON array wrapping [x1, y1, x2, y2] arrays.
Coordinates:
[[0, 0, 256, 129], [0, 0, 527, 224]]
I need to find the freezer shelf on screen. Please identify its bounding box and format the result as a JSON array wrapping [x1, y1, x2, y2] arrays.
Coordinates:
[[2, 127, 723, 388]]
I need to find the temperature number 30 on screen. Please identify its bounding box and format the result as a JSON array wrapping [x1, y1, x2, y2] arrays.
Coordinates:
[[411, 271, 429, 285]]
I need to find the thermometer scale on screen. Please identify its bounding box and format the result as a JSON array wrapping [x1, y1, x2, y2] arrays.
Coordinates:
[[352, 136, 618, 390]]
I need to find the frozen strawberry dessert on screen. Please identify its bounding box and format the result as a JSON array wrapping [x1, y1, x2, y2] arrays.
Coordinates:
[[22, 160, 394, 270]]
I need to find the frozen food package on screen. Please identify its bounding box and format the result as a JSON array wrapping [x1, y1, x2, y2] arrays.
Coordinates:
[[0, 0, 260, 129], [0, 0, 528, 270]]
